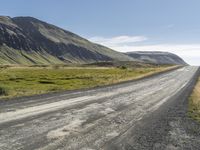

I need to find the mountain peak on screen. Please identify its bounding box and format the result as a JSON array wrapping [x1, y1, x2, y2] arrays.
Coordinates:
[[12, 16, 45, 23], [0, 16, 17, 27]]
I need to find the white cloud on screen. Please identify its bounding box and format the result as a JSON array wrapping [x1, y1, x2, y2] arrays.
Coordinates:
[[89, 35, 147, 47], [89, 35, 200, 65], [164, 24, 175, 29]]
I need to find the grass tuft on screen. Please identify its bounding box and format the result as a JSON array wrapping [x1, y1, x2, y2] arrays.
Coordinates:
[[0, 87, 7, 96], [38, 80, 55, 84], [188, 77, 200, 122]]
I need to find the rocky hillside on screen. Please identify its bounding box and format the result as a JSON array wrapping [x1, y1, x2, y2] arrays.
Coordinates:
[[126, 51, 187, 65], [0, 16, 133, 65]]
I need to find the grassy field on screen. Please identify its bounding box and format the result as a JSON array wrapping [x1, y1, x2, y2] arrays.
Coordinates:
[[0, 65, 176, 99], [188, 77, 200, 122]]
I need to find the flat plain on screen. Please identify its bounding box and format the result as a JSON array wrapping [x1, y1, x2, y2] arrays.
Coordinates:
[[0, 65, 174, 99]]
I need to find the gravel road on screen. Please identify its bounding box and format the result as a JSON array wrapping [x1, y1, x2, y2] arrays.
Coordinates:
[[0, 66, 199, 150]]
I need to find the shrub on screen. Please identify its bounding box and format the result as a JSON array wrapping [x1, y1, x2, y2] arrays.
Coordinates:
[[120, 66, 127, 70], [52, 65, 61, 70], [0, 87, 7, 96], [38, 80, 55, 84]]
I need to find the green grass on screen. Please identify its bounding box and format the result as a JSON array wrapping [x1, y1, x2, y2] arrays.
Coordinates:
[[0, 65, 176, 99], [0, 45, 65, 65], [188, 77, 200, 122]]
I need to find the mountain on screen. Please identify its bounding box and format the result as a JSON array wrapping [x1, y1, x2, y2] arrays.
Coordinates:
[[0, 16, 134, 65], [126, 51, 187, 65], [0, 16, 187, 65]]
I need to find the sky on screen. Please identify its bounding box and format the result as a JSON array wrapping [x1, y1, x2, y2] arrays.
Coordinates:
[[0, 0, 200, 65]]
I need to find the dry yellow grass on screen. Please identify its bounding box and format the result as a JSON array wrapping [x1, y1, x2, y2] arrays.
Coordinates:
[[189, 77, 200, 121]]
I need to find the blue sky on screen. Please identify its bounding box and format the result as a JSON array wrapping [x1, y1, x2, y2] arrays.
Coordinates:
[[0, 0, 200, 65]]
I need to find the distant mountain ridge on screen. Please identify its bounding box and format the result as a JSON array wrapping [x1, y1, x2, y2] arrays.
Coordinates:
[[0, 16, 187, 65], [126, 51, 187, 65]]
